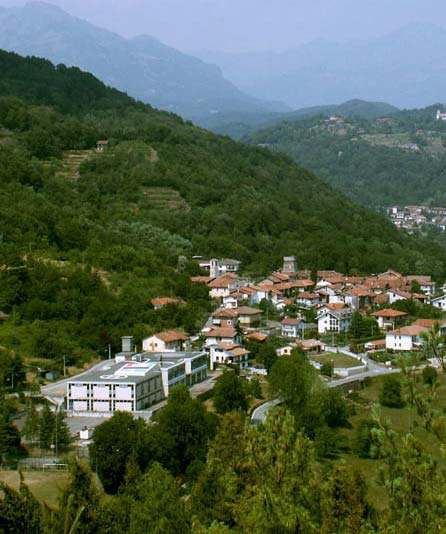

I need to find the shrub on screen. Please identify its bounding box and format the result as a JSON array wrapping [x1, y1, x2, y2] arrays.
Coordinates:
[[379, 375, 405, 408], [422, 365, 438, 386], [320, 361, 334, 377], [353, 419, 381, 458]]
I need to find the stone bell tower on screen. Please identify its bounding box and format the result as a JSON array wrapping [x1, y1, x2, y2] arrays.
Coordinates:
[[282, 256, 297, 274]]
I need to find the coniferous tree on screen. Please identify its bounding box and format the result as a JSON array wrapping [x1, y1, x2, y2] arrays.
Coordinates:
[[55, 461, 99, 534], [213, 370, 248, 414], [21, 406, 40, 444], [0, 477, 43, 534], [129, 463, 190, 534], [38, 404, 56, 450]]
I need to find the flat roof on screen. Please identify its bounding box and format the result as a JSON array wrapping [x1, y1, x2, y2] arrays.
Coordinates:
[[141, 351, 206, 363], [68, 351, 207, 385], [68, 361, 160, 385]]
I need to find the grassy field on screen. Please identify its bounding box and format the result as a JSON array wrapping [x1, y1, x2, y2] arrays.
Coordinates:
[[311, 351, 363, 368], [338, 373, 446, 510], [0, 470, 69, 507]]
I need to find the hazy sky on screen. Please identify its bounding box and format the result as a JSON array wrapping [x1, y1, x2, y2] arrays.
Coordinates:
[[2, 0, 446, 52]]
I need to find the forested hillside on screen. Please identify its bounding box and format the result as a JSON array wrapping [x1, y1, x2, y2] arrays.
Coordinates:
[[201, 99, 399, 138], [0, 50, 445, 370], [246, 106, 446, 207]]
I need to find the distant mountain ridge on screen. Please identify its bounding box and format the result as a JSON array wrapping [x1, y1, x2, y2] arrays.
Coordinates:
[[200, 99, 399, 138], [197, 23, 446, 110], [245, 104, 446, 207], [0, 1, 287, 119]]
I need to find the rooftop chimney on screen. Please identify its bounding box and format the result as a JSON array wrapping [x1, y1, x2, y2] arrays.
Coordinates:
[[121, 336, 134, 353]]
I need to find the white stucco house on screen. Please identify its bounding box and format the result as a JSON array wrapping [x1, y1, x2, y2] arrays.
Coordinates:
[[371, 309, 408, 330], [317, 308, 352, 334], [203, 326, 240, 347], [431, 294, 446, 310], [208, 275, 239, 299], [142, 331, 190, 353], [209, 342, 249, 370], [386, 290, 411, 305], [281, 317, 301, 338], [385, 324, 428, 351]]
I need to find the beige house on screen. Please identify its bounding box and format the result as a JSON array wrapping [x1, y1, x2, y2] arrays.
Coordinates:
[[236, 306, 263, 327], [142, 331, 190, 352], [371, 309, 408, 330]]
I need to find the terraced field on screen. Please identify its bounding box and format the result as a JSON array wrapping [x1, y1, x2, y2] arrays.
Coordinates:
[[141, 187, 190, 213], [42, 149, 94, 181]]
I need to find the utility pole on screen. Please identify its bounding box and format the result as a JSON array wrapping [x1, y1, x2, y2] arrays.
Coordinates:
[[108, 344, 112, 360], [55, 405, 58, 457], [63, 355, 66, 377]]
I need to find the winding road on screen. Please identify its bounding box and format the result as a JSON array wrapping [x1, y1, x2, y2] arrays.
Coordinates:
[[250, 354, 400, 425]]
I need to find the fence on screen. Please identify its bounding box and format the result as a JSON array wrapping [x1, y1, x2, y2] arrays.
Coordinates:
[[18, 456, 64, 470]]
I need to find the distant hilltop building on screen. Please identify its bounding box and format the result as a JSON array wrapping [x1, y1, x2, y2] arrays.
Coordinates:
[[282, 256, 297, 274], [96, 140, 109, 152], [436, 110, 446, 121], [197, 258, 241, 278]]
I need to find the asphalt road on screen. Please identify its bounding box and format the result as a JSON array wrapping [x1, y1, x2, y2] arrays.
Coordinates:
[[40, 360, 116, 399], [250, 357, 400, 425]]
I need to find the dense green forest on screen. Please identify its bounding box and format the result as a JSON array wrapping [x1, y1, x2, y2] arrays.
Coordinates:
[[246, 106, 446, 207], [0, 49, 445, 371]]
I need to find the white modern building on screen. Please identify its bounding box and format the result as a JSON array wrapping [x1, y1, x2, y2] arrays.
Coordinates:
[[67, 360, 164, 413], [67, 345, 208, 415]]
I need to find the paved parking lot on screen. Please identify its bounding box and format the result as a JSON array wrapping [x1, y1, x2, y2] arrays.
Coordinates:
[[66, 415, 110, 436]]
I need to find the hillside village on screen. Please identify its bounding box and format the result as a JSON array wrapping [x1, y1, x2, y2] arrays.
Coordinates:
[[386, 204, 446, 232], [62, 255, 446, 418]]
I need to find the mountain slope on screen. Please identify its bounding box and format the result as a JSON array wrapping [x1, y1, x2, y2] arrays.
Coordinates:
[[200, 99, 399, 138], [245, 105, 446, 207], [198, 23, 446, 110], [0, 1, 286, 119], [0, 50, 445, 365]]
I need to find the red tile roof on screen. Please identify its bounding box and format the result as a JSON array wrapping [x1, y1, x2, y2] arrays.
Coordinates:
[[208, 275, 238, 288], [270, 272, 290, 282], [326, 303, 346, 310], [290, 279, 315, 288], [281, 317, 301, 325], [236, 306, 263, 316], [155, 330, 189, 343], [388, 325, 428, 336], [230, 347, 250, 357], [246, 332, 268, 342], [151, 297, 180, 307], [372, 309, 408, 318], [212, 308, 238, 318], [296, 292, 319, 299], [204, 327, 238, 338], [191, 276, 214, 283], [413, 319, 440, 329]]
